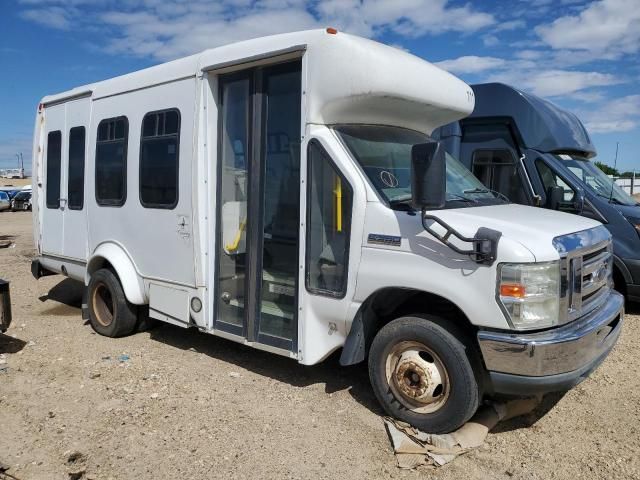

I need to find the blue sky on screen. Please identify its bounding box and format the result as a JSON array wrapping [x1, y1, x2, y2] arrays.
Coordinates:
[[0, 0, 638, 172]]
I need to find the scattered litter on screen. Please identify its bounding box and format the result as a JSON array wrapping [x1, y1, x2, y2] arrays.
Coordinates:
[[150, 393, 159, 399], [27, 340, 36, 347], [228, 372, 241, 378], [0, 366, 8, 374], [89, 372, 101, 379], [117, 354, 130, 362], [188, 347, 197, 352], [48, 411, 56, 419], [0, 354, 6, 365], [0, 241, 13, 249], [384, 397, 540, 469], [101, 356, 111, 361]]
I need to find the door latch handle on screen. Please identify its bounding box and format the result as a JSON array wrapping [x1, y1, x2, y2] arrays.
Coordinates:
[[59, 198, 67, 209]]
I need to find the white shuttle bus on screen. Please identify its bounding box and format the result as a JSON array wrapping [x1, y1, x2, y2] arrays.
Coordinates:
[[32, 29, 623, 433]]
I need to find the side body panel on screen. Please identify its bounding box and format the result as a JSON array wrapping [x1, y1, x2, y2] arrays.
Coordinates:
[[87, 77, 198, 295]]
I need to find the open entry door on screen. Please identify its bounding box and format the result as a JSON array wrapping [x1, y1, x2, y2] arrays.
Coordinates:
[[214, 60, 302, 352]]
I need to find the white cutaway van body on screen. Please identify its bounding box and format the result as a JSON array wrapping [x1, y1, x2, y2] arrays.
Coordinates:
[[32, 30, 624, 434]]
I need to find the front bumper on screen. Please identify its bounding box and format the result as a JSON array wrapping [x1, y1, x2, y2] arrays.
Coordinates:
[[478, 291, 624, 395]]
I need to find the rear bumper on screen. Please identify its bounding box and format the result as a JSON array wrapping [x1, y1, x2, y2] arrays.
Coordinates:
[[478, 291, 624, 395]]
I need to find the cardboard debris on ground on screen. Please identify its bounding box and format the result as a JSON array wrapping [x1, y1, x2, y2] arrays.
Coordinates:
[[384, 397, 541, 469]]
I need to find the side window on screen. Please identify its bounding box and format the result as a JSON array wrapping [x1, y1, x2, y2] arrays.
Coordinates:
[[96, 116, 128, 206], [139, 109, 180, 208], [46, 131, 62, 209], [68, 126, 86, 210], [306, 141, 353, 297], [472, 149, 529, 204], [536, 159, 577, 209]]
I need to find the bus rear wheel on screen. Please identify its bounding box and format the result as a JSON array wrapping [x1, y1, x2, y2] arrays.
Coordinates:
[[88, 268, 138, 337], [368, 314, 480, 434]]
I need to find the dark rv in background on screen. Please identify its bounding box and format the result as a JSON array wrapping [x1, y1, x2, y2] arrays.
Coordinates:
[[434, 82, 640, 302]]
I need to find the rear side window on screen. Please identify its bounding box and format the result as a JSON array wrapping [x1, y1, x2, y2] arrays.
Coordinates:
[[96, 117, 128, 206], [68, 126, 86, 210], [46, 131, 62, 209], [139, 109, 180, 208]]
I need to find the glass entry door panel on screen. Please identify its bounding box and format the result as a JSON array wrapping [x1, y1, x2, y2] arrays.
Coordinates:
[[217, 75, 251, 336], [215, 61, 301, 351], [258, 64, 301, 346]]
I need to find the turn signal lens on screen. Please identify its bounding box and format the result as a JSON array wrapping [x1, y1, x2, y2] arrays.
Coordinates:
[[326, 27, 338, 34], [500, 284, 526, 298]]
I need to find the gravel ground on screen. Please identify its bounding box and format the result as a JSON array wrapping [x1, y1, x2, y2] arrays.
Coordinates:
[[1, 210, 639, 480]]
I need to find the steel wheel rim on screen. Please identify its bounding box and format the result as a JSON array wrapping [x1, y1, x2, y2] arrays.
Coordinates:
[[92, 281, 115, 327], [385, 341, 450, 414]]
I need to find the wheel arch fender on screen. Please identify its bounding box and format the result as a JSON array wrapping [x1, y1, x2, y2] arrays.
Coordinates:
[[86, 242, 146, 305], [339, 287, 476, 366]]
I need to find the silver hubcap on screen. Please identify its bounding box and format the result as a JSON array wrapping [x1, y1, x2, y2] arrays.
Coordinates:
[[385, 341, 450, 414]]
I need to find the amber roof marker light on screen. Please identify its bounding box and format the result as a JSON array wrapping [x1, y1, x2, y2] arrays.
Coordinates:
[[326, 27, 338, 35]]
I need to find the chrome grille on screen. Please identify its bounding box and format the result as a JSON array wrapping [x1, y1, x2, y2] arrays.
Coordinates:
[[553, 226, 612, 324]]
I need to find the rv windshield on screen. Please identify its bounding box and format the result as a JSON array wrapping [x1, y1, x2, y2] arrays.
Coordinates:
[[557, 154, 638, 206], [336, 125, 505, 207]]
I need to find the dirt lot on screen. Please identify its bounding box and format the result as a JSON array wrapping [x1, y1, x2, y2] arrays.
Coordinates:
[[1, 210, 639, 480]]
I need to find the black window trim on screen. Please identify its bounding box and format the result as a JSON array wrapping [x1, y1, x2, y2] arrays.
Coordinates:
[[67, 125, 86, 211], [95, 116, 129, 207], [534, 157, 578, 208], [305, 138, 353, 299], [46, 130, 62, 210], [138, 108, 181, 210]]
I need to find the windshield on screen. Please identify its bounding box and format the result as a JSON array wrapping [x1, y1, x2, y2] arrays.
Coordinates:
[[556, 154, 638, 206], [336, 125, 505, 207]]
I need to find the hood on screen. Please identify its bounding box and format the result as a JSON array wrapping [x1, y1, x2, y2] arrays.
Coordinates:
[[611, 203, 640, 219], [431, 204, 602, 262]]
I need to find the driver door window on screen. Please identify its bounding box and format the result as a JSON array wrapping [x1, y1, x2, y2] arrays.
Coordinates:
[[306, 141, 353, 298]]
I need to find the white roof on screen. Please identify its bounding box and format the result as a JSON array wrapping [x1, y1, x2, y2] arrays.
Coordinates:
[[41, 30, 474, 134]]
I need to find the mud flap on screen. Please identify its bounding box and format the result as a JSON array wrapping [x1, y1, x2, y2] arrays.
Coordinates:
[[0, 280, 12, 333]]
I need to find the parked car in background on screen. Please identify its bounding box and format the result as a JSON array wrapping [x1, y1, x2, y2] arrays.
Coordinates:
[[0, 191, 10, 211], [11, 190, 32, 211], [0, 187, 20, 199]]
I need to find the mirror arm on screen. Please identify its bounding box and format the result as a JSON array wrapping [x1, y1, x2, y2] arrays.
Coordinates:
[[421, 209, 502, 266]]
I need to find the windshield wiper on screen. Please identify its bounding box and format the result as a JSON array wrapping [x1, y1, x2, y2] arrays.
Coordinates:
[[388, 195, 412, 205], [447, 193, 477, 203], [463, 188, 509, 203]]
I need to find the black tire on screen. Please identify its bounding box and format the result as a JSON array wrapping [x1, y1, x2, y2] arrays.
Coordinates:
[[87, 268, 138, 337], [368, 315, 480, 434]]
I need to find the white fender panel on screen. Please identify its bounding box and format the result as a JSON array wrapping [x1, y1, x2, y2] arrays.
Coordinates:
[[87, 243, 146, 305]]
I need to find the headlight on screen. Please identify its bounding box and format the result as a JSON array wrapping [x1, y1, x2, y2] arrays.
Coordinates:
[[497, 262, 560, 330], [625, 216, 640, 238]]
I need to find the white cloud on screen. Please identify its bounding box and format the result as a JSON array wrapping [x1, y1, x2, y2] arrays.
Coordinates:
[[535, 0, 640, 59], [18, 0, 496, 61], [434, 55, 507, 74], [490, 68, 624, 97], [580, 94, 640, 133]]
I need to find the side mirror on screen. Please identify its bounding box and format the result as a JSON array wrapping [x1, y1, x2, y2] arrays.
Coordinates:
[[411, 142, 446, 210], [546, 186, 564, 210], [573, 190, 585, 214]]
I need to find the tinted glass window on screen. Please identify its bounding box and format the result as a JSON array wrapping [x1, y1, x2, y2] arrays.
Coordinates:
[[536, 159, 578, 212], [472, 150, 529, 204], [96, 117, 128, 206], [139, 109, 180, 208], [46, 130, 62, 209], [68, 126, 86, 210], [306, 141, 352, 297], [0, 192, 8, 201]]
